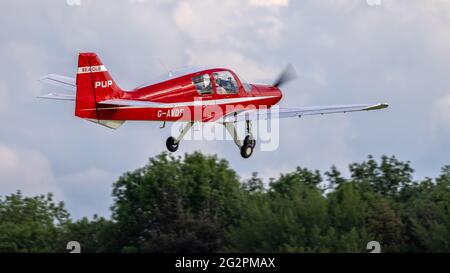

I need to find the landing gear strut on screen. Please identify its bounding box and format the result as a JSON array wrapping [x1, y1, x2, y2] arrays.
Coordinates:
[[165, 122, 194, 153], [224, 120, 256, 158], [244, 120, 256, 149]]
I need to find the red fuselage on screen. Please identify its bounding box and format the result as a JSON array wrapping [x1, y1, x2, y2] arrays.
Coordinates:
[[81, 67, 282, 123]]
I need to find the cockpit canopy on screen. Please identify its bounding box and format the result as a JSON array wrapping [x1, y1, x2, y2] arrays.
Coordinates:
[[192, 69, 252, 95]]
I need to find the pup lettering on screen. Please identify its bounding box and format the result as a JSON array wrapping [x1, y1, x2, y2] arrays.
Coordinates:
[[95, 80, 113, 89]]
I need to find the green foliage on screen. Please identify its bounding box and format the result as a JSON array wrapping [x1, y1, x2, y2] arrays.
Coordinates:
[[269, 167, 322, 196], [58, 215, 115, 253], [0, 153, 449, 253], [325, 165, 346, 190], [349, 155, 414, 197], [400, 167, 450, 252], [226, 155, 449, 253], [111, 152, 242, 252], [242, 172, 265, 194], [0, 191, 69, 252]]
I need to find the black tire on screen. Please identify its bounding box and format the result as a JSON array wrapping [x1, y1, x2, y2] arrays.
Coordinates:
[[244, 135, 256, 149], [166, 137, 179, 152], [240, 143, 254, 158]]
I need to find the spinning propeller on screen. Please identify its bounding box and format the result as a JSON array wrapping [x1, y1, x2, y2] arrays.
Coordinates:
[[272, 63, 298, 88]]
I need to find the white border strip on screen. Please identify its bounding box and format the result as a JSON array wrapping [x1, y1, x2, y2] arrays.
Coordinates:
[[84, 96, 278, 111], [102, 96, 277, 108], [77, 65, 107, 74]]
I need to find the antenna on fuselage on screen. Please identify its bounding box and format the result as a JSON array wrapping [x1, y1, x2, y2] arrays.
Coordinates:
[[157, 58, 173, 77]]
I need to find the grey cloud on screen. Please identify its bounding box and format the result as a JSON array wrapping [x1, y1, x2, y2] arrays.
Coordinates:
[[1, 0, 450, 219]]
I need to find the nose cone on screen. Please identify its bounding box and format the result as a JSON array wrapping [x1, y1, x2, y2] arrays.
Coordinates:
[[274, 87, 283, 102], [252, 84, 283, 104]]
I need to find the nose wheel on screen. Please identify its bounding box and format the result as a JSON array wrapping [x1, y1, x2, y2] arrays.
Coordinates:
[[165, 122, 194, 153], [166, 136, 179, 152]]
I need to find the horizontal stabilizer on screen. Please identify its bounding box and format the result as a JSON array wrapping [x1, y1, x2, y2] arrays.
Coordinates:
[[38, 93, 75, 101], [39, 74, 76, 91], [85, 119, 125, 129]]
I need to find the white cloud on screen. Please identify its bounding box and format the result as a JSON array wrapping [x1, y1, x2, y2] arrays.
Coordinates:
[[0, 145, 62, 198], [7, 42, 47, 98], [431, 94, 450, 137], [186, 48, 276, 82], [66, 0, 81, 6], [0, 81, 8, 113], [129, 0, 174, 3], [173, 1, 240, 45], [300, 64, 328, 87], [58, 167, 114, 218], [250, 0, 289, 7], [2, 0, 450, 217], [0, 144, 115, 218], [173, 0, 286, 48]]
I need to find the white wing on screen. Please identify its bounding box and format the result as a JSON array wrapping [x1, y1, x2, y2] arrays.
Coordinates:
[[39, 74, 76, 91], [38, 93, 75, 101], [96, 99, 388, 122], [218, 103, 389, 122], [38, 74, 76, 101]]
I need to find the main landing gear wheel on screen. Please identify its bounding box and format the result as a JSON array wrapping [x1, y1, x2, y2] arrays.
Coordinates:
[[240, 143, 254, 158], [223, 122, 255, 158], [244, 135, 256, 149], [166, 137, 179, 152]]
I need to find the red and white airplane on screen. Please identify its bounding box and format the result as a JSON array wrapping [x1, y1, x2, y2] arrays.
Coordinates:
[[39, 52, 388, 158]]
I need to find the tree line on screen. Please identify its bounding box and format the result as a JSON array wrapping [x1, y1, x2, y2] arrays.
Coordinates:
[[0, 152, 449, 252]]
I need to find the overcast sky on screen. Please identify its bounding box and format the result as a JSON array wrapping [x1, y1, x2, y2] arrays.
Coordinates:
[[1, 0, 450, 219]]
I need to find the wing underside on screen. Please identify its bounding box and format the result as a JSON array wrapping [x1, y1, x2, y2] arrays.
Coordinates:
[[38, 74, 76, 101], [218, 103, 389, 123], [38, 93, 75, 101], [98, 99, 388, 122], [39, 74, 76, 91]]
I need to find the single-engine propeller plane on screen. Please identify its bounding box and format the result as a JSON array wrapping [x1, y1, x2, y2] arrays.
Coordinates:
[[39, 52, 388, 158]]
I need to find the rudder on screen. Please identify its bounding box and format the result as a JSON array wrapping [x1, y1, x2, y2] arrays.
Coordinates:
[[75, 52, 124, 119]]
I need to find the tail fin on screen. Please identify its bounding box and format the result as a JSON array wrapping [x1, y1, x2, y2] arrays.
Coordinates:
[[75, 52, 124, 120]]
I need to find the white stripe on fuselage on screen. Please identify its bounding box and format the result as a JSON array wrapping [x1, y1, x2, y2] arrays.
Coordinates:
[[166, 96, 278, 108], [92, 95, 278, 111]]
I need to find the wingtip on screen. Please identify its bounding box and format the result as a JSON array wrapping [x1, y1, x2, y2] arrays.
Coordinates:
[[366, 103, 389, 111], [378, 102, 389, 109]]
